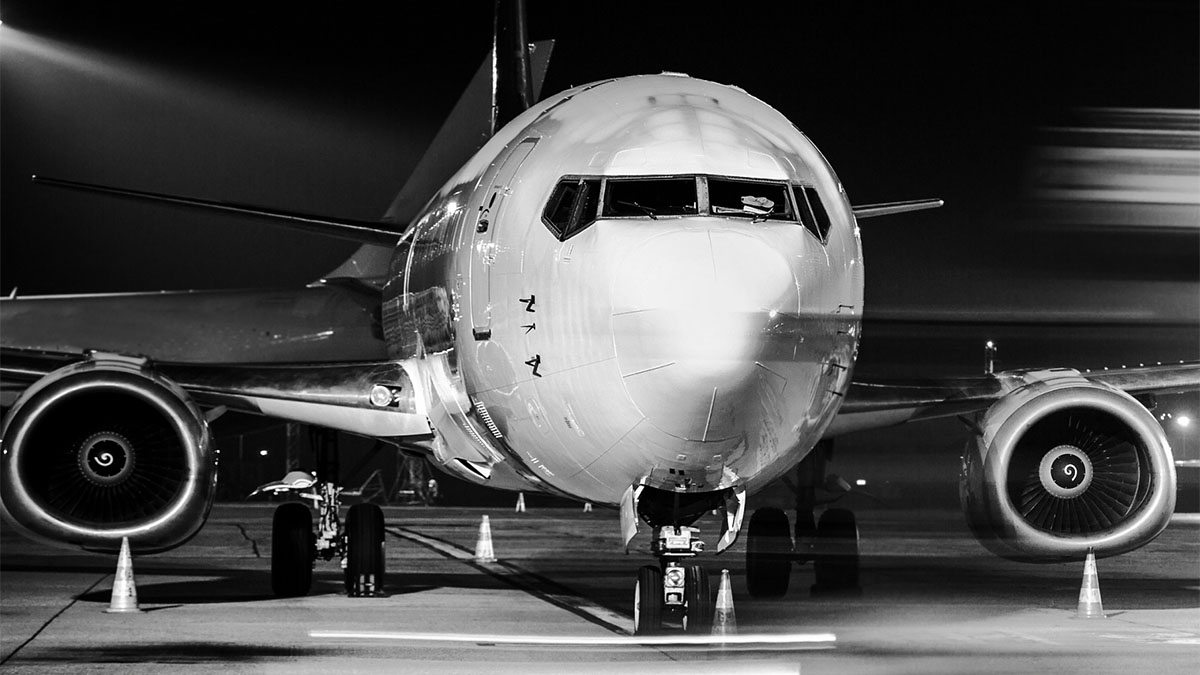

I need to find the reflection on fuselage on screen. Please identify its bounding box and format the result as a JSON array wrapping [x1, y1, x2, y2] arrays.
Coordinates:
[[385, 75, 864, 504]]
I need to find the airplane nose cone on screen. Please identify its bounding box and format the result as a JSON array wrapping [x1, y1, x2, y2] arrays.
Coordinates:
[[612, 228, 799, 441]]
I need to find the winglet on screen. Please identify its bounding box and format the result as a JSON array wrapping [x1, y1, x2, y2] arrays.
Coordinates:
[[852, 198, 944, 219]]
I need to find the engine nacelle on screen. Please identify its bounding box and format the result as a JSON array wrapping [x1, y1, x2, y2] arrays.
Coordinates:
[[1, 354, 217, 554], [961, 369, 1176, 561]]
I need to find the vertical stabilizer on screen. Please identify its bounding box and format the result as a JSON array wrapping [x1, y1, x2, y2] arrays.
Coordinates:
[[494, 0, 535, 131], [328, 1, 551, 283], [381, 0, 548, 229]]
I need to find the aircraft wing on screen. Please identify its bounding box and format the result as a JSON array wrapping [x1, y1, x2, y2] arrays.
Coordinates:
[[0, 285, 434, 440], [826, 362, 1200, 437], [1, 347, 432, 439]]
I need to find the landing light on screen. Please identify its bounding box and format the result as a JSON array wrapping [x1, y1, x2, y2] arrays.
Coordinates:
[[1178, 416, 1192, 428], [259, 449, 269, 457], [855, 479, 867, 487]]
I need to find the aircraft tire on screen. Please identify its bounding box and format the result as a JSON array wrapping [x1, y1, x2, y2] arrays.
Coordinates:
[[682, 564, 711, 633], [811, 507, 861, 596], [634, 565, 664, 635], [345, 502, 386, 597], [746, 507, 792, 597], [794, 507, 817, 563], [271, 502, 314, 598]]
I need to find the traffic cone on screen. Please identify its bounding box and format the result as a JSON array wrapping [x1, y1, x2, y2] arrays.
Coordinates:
[[582, 502, 593, 512], [1076, 548, 1105, 619], [515, 492, 526, 513], [711, 568, 736, 636], [474, 515, 497, 563], [105, 537, 144, 614]]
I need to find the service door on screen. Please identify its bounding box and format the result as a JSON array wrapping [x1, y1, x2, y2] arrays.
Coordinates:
[[469, 138, 538, 337]]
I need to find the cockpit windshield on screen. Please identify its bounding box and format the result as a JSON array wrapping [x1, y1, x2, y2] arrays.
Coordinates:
[[707, 178, 794, 221], [602, 178, 698, 218], [542, 174, 829, 243]]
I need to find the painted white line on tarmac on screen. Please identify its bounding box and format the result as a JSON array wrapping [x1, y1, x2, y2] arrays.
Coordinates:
[[309, 630, 837, 648], [387, 526, 632, 634]]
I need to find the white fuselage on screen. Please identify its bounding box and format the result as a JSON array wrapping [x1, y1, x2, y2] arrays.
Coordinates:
[[388, 74, 863, 504]]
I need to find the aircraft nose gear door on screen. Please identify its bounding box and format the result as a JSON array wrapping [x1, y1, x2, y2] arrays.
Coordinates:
[[470, 138, 538, 338]]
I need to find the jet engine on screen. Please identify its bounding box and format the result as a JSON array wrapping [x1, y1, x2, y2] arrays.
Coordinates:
[[960, 369, 1176, 561], [1, 354, 217, 553]]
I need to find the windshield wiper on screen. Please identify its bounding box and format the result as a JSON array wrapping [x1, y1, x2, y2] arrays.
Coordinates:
[[617, 200, 658, 220]]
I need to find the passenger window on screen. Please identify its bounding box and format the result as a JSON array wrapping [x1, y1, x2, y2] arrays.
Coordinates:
[[602, 178, 698, 218], [797, 186, 832, 242], [708, 178, 794, 221], [543, 177, 601, 240]]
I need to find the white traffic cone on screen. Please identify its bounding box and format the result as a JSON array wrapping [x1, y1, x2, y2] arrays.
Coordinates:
[[582, 502, 593, 512], [105, 537, 144, 614], [1076, 548, 1105, 619], [474, 515, 497, 563], [515, 492, 526, 513], [711, 568, 736, 636]]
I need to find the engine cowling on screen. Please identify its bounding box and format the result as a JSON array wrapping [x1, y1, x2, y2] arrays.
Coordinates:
[[961, 369, 1176, 561], [1, 354, 217, 554]]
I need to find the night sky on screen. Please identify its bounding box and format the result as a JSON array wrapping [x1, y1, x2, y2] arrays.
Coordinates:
[[1, 1, 1197, 501], [2, 2, 1197, 360]]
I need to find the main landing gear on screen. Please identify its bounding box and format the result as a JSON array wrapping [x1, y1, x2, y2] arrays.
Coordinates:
[[634, 526, 712, 635], [744, 440, 862, 598], [253, 428, 387, 598]]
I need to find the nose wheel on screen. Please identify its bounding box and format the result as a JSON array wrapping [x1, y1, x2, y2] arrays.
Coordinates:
[[633, 565, 663, 635], [682, 563, 712, 632], [632, 526, 712, 635]]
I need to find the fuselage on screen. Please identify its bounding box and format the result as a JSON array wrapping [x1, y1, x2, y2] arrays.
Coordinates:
[[385, 74, 863, 504]]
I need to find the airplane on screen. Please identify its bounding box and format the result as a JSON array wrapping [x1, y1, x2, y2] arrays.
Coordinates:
[[1, 1, 1196, 635]]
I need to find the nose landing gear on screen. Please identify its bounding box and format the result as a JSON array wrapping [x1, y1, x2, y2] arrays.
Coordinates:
[[633, 525, 712, 635]]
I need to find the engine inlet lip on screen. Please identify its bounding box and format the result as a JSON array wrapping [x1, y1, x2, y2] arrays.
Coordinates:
[[984, 380, 1177, 557], [1, 364, 213, 550], [1037, 444, 1093, 499]]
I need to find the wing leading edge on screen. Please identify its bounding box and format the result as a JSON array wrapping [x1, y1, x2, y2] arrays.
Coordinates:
[[828, 362, 1200, 437]]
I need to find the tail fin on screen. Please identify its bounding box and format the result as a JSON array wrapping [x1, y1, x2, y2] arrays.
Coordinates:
[[328, 1, 552, 284], [494, 0, 535, 130], [381, 0, 551, 228]]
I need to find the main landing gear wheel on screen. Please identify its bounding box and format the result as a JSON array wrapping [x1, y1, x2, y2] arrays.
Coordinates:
[[345, 503, 386, 597], [271, 503, 314, 598], [746, 507, 792, 597], [811, 507, 861, 596], [794, 508, 817, 562], [682, 564, 711, 633], [633, 565, 664, 636]]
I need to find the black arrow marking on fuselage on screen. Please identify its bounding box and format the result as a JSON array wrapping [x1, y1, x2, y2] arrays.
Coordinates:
[[525, 355, 542, 377], [520, 295, 536, 312], [521, 323, 536, 334]]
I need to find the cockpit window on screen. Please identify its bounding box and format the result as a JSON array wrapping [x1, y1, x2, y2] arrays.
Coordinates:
[[796, 186, 832, 242], [707, 178, 794, 221], [602, 178, 698, 218], [541, 174, 832, 241], [543, 177, 600, 240]]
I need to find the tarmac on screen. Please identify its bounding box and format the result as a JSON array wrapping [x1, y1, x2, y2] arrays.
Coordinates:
[[2, 503, 1197, 673]]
